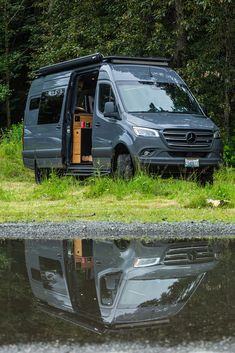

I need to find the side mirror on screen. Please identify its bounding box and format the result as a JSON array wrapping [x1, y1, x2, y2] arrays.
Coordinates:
[[104, 102, 121, 120]]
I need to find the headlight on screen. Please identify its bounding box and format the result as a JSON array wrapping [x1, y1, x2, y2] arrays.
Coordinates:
[[213, 130, 221, 139], [134, 257, 161, 267], [133, 126, 160, 137]]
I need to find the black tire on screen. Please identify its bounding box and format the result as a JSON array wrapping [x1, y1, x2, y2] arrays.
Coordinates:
[[116, 154, 134, 179], [35, 164, 49, 184], [114, 239, 130, 251], [197, 168, 214, 186]]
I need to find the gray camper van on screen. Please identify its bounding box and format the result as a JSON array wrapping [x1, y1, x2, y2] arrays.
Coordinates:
[[25, 239, 219, 332], [23, 53, 222, 184]]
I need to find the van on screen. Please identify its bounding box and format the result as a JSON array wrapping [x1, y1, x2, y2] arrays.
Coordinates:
[[23, 53, 223, 184], [25, 238, 219, 332]]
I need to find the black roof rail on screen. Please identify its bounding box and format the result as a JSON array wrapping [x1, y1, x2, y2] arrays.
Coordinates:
[[35, 53, 170, 77], [103, 55, 170, 66], [35, 53, 103, 76]]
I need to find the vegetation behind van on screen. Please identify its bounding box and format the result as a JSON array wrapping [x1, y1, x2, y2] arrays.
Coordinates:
[[23, 53, 223, 184]]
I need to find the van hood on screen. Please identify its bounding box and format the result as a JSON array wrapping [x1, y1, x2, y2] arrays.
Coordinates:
[[126, 112, 217, 131]]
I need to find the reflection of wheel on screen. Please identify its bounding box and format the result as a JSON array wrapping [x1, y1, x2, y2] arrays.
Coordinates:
[[114, 239, 130, 251], [35, 163, 49, 184], [116, 154, 134, 179], [197, 168, 214, 186]]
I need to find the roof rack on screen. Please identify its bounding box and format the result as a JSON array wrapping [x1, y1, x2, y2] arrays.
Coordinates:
[[103, 55, 169, 66], [35, 53, 170, 76], [36, 53, 103, 76]]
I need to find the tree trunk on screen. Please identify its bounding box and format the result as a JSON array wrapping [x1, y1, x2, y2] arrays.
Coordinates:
[[4, 0, 11, 128], [223, 5, 232, 140], [174, 0, 186, 67]]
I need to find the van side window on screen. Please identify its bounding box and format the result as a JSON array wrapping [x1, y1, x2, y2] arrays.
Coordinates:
[[38, 89, 65, 124], [39, 256, 63, 289], [29, 97, 40, 110], [98, 84, 115, 113]]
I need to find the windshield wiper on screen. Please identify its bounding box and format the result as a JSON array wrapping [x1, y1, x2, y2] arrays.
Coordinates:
[[138, 80, 154, 85]]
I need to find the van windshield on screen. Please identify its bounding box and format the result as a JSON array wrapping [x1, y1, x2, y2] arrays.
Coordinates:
[[118, 275, 202, 309], [117, 81, 202, 115]]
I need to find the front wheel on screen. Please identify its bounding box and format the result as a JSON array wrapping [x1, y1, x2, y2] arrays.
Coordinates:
[[35, 164, 49, 184], [116, 154, 134, 179]]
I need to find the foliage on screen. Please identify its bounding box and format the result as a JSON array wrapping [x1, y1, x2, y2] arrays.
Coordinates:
[[0, 0, 234, 142], [223, 136, 235, 167], [0, 123, 32, 181], [0, 83, 10, 101]]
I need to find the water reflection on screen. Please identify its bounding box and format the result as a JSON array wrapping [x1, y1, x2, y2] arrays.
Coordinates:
[[25, 239, 220, 333], [0, 238, 234, 346]]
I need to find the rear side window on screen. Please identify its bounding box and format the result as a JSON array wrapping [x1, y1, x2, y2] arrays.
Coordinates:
[[38, 88, 65, 124], [98, 84, 115, 113], [29, 97, 40, 110]]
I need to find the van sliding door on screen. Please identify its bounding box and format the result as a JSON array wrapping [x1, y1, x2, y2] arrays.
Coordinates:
[[35, 73, 72, 168]]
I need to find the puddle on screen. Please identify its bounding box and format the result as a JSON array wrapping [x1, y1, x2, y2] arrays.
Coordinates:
[[0, 238, 234, 351]]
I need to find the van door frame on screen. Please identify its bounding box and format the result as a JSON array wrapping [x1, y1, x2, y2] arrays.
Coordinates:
[[66, 67, 100, 167]]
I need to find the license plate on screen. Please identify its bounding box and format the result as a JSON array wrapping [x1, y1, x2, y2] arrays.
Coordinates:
[[185, 158, 199, 168]]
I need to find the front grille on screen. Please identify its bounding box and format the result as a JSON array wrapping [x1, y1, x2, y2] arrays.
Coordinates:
[[163, 243, 215, 265], [163, 129, 213, 148]]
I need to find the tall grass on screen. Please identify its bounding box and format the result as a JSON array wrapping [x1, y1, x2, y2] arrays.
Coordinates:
[[32, 173, 78, 200], [0, 123, 33, 181], [85, 168, 235, 208]]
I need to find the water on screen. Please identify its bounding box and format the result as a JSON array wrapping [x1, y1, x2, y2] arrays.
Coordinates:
[[0, 238, 234, 352]]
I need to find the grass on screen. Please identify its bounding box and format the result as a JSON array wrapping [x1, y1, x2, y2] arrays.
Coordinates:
[[0, 123, 234, 223]]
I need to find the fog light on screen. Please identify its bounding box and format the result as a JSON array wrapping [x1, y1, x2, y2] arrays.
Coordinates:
[[141, 149, 155, 157]]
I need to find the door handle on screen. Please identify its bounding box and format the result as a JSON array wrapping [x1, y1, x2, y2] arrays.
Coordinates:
[[95, 122, 101, 127], [56, 124, 61, 130]]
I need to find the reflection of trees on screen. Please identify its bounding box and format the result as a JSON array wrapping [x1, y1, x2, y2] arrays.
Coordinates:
[[0, 240, 104, 345], [138, 276, 197, 308], [0, 241, 35, 343], [162, 84, 199, 113]]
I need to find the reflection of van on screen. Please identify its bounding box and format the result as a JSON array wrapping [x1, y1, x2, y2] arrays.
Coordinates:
[[25, 239, 218, 333], [23, 53, 222, 184]]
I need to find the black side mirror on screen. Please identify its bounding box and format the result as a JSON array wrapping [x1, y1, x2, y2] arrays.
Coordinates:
[[104, 102, 121, 120]]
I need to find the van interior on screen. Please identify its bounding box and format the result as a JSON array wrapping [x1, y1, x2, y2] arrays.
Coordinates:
[[72, 71, 98, 164]]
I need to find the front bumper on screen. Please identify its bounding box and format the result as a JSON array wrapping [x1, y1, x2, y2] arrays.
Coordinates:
[[130, 135, 223, 171], [138, 156, 222, 168]]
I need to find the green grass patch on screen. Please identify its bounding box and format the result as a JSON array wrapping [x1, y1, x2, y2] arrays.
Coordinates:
[[32, 174, 78, 201], [85, 168, 235, 208], [0, 187, 15, 202]]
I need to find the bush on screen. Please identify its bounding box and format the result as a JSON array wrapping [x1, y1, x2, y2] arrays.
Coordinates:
[[0, 123, 32, 181], [224, 135, 235, 167]]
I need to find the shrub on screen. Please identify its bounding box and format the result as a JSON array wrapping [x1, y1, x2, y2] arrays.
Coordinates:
[[0, 123, 32, 181]]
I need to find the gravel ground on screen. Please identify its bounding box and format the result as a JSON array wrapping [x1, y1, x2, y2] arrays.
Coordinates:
[[0, 221, 234, 239], [0, 340, 234, 353]]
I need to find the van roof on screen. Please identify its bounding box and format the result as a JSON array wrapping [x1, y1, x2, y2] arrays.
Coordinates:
[[35, 53, 170, 77]]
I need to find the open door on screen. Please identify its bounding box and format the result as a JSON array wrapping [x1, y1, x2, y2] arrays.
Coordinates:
[[35, 74, 71, 169], [71, 72, 98, 165]]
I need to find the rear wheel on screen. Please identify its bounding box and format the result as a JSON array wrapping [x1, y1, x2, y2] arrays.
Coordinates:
[[116, 154, 134, 179], [35, 164, 49, 184]]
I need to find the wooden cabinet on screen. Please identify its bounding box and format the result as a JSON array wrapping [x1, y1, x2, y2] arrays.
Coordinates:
[[72, 114, 92, 164]]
